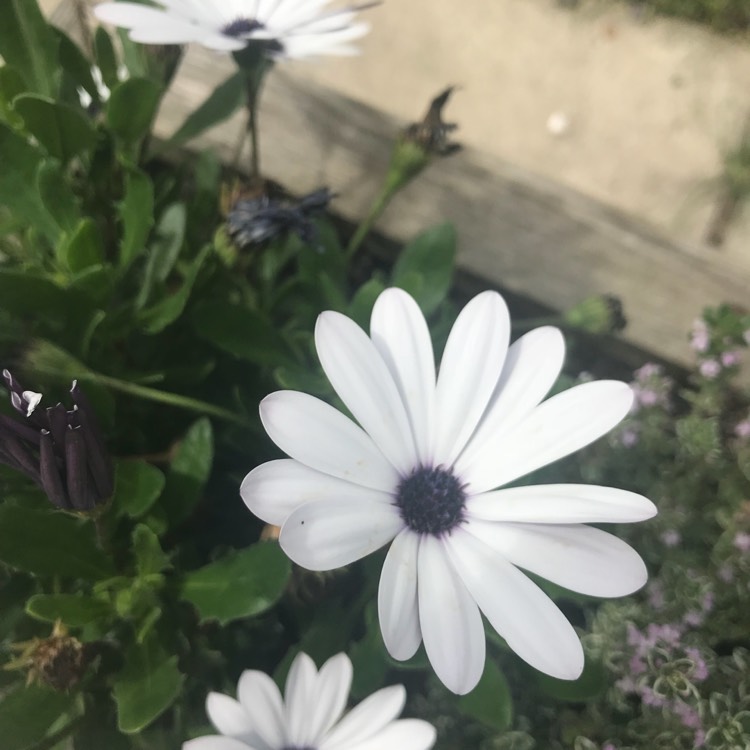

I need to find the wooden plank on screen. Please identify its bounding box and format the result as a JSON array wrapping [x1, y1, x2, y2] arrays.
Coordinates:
[[50, 2, 750, 364]]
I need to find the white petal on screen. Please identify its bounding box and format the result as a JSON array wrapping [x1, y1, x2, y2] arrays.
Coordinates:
[[378, 530, 422, 660], [456, 326, 564, 472], [305, 653, 352, 744], [183, 738, 256, 750], [315, 311, 418, 473], [467, 520, 648, 598], [417, 535, 485, 694], [128, 20, 215, 45], [284, 652, 317, 745], [236, 671, 285, 748], [205, 693, 252, 736], [342, 719, 437, 750], [433, 292, 510, 466], [465, 484, 657, 524], [370, 288, 436, 463], [279, 498, 403, 571], [461, 380, 634, 494], [445, 526, 583, 680], [93, 3, 175, 28], [259, 391, 399, 492], [241, 459, 394, 526], [321, 685, 406, 750]]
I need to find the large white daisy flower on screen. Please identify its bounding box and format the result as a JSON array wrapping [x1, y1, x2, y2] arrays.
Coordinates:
[[93, 0, 373, 58], [241, 288, 657, 695], [183, 651, 436, 750]]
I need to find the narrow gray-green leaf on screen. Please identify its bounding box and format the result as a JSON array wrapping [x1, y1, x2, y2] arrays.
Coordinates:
[[26, 593, 112, 627]]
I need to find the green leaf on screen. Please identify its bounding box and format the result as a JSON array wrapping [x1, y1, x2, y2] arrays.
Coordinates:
[[138, 244, 210, 334], [0, 505, 115, 580], [349, 277, 386, 328], [0, 122, 58, 241], [113, 635, 184, 734], [391, 222, 456, 315], [458, 658, 513, 731], [181, 542, 290, 625], [192, 300, 294, 366], [132, 524, 170, 577], [107, 77, 162, 145], [26, 593, 112, 627], [56, 28, 100, 105], [0, 0, 59, 98], [534, 657, 606, 702], [113, 459, 165, 519], [59, 218, 104, 272], [0, 268, 69, 317], [37, 160, 79, 236], [13, 94, 97, 162], [0, 683, 75, 750], [137, 202, 187, 309], [119, 168, 154, 268], [93, 26, 119, 90], [160, 418, 213, 526], [167, 70, 246, 147], [0, 66, 26, 127]]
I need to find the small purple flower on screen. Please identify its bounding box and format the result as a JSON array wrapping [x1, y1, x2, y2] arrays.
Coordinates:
[[720, 350, 742, 368], [682, 610, 704, 628], [684, 648, 709, 682], [635, 363, 662, 381], [735, 419, 750, 439], [718, 564, 734, 583], [733, 531, 750, 552], [0, 370, 113, 511], [690, 320, 710, 353], [698, 359, 720, 379], [647, 581, 665, 609], [641, 686, 665, 707], [620, 427, 639, 447]]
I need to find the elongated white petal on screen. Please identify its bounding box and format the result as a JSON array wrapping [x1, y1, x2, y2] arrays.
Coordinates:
[[433, 292, 510, 466], [417, 535, 485, 694], [446, 526, 583, 680], [241, 459, 393, 526], [456, 326, 565, 472], [465, 484, 657, 524], [306, 653, 352, 744], [468, 520, 648, 598], [315, 311, 418, 473], [205, 693, 252, 736], [284, 652, 317, 745], [371, 288, 436, 463], [321, 685, 406, 750], [94, 3, 173, 28], [183, 737, 259, 750], [259, 391, 399, 492], [378, 530, 422, 660], [339, 719, 437, 750], [461, 380, 634, 494], [236, 670, 285, 748], [280, 498, 403, 571], [129, 21, 218, 45]]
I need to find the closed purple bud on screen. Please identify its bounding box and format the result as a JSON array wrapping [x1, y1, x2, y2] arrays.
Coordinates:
[[39, 431, 69, 510], [65, 427, 94, 512]]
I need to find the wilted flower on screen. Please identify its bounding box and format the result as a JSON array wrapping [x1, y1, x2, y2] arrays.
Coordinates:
[[564, 294, 626, 335], [183, 651, 436, 750], [93, 0, 375, 58], [242, 288, 655, 694], [227, 188, 333, 249], [0, 370, 113, 511]]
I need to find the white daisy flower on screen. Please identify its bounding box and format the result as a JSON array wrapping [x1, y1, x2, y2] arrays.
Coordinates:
[[93, 0, 374, 58], [241, 288, 657, 695], [183, 651, 437, 750]]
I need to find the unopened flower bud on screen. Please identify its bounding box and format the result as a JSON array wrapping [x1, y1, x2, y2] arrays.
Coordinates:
[[564, 294, 627, 334]]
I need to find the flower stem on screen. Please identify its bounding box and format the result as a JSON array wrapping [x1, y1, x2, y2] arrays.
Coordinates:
[[345, 183, 395, 258]]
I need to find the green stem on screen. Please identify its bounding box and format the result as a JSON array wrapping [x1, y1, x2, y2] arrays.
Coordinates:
[[75, 372, 249, 427], [345, 182, 397, 259]]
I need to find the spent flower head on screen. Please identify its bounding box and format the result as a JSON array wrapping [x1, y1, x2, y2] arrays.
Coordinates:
[[242, 288, 656, 693], [184, 651, 436, 750]]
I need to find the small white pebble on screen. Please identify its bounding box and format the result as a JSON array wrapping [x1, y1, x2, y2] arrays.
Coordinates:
[[546, 111, 571, 136]]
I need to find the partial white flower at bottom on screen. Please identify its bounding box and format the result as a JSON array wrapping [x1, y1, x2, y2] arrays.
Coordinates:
[[241, 288, 657, 694], [183, 651, 436, 750]]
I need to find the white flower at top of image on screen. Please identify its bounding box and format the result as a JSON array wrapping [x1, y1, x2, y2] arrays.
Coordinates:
[[183, 651, 436, 750], [241, 288, 657, 694], [93, 0, 375, 58]]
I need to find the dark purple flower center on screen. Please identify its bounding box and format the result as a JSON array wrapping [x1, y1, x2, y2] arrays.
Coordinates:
[[222, 17, 264, 37], [396, 465, 466, 536]]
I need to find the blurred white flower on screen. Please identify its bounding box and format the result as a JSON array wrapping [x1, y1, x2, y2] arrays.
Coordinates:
[[242, 288, 656, 694], [183, 651, 436, 750], [93, 0, 374, 58]]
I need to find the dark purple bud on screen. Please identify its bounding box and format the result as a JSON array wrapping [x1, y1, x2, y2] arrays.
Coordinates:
[[46, 404, 68, 447], [65, 427, 94, 512], [39, 431, 70, 510], [0, 434, 40, 482]]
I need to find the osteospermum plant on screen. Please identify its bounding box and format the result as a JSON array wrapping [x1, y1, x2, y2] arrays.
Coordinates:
[[242, 287, 657, 694]]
